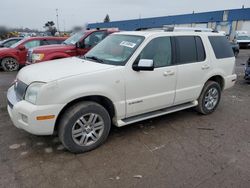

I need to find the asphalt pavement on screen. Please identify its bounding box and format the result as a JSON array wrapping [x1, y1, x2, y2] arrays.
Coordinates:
[[0, 50, 250, 188]]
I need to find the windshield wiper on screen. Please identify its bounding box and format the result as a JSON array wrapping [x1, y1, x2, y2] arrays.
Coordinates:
[[84, 56, 104, 63]]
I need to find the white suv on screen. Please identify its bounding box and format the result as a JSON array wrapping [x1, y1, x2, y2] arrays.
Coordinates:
[[7, 30, 237, 153]]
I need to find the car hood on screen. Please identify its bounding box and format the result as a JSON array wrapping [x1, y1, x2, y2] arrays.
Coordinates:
[[17, 57, 116, 84], [32, 44, 74, 53]]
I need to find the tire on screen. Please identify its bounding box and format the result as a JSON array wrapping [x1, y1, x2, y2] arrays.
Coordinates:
[[196, 81, 221, 115], [58, 101, 111, 153], [1, 57, 19, 72]]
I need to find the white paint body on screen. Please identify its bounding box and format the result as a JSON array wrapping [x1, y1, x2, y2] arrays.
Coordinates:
[[7, 31, 237, 135]]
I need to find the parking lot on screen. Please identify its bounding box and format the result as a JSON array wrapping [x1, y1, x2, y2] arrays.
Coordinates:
[[0, 50, 250, 188]]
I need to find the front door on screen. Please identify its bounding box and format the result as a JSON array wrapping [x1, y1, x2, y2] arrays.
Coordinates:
[[125, 36, 177, 117]]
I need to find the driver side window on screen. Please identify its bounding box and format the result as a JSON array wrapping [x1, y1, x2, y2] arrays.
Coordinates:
[[84, 31, 107, 48], [139, 37, 172, 68], [24, 40, 41, 49]]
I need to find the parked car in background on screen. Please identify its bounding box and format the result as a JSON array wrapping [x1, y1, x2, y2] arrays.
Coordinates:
[[0, 36, 67, 71], [7, 29, 236, 153], [0, 37, 23, 48], [245, 57, 250, 81], [235, 34, 250, 49], [230, 41, 240, 57], [26, 28, 119, 65]]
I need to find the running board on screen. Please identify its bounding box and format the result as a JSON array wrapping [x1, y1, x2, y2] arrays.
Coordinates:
[[117, 100, 198, 127]]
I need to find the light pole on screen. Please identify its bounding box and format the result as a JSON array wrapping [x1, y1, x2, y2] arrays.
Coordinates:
[[56, 8, 60, 33]]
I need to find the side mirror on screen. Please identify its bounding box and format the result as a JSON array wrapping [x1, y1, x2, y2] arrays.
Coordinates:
[[76, 41, 85, 49], [18, 45, 26, 51], [133, 59, 154, 71], [0, 44, 4, 47]]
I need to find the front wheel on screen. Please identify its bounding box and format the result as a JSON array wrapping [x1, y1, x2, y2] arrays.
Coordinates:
[[196, 81, 221, 115], [58, 101, 111, 153], [1, 57, 19, 72]]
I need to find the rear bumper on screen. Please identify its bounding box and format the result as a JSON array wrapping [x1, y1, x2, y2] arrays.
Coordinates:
[[224, 74, 237, 90], [7, 86, 64, 135]]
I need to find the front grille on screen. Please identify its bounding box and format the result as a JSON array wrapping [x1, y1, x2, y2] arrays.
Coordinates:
[[14, 80, 28, 100]]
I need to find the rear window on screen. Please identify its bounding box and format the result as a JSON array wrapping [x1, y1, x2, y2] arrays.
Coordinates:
[[209, 36, 234, 59]]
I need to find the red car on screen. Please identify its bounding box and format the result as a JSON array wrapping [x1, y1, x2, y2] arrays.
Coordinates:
[[26, 29, 119, 65], [0, 36, 67, 71]]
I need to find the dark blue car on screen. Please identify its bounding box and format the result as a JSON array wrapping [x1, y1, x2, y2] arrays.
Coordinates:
[[245, 57, 250, 81]]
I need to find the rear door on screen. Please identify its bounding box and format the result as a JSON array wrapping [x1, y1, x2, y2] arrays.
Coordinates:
[[174, 35, 209, 105]]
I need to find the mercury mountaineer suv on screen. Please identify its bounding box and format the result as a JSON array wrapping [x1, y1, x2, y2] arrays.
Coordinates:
[[7, 28, 237, 153]]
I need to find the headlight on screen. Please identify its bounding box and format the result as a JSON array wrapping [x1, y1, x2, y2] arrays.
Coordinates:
[[25, 82, 44, 104], [32, 53, 44, 62]]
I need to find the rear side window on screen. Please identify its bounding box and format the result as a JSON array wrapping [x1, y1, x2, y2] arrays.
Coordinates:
[[175, 36, 206, 64], [195, 37, 206, 62], [209, 36, 234, 59]]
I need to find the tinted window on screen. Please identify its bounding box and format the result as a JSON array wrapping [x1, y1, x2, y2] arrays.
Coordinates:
[[195, 36, 206, 62], [175, 36, 197, 64], [139, 37, 172, 68], [209, 36, 234, 59]]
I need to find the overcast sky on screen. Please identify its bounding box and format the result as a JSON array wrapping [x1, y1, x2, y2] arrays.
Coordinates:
[[1, 0, 250, 31]]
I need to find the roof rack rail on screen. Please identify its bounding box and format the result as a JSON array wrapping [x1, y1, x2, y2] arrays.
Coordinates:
[[163, 26, 217, 33]]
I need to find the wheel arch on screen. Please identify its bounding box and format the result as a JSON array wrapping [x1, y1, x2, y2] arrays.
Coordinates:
[[207, 75, 225, 90], [54, 95, 116, 134]]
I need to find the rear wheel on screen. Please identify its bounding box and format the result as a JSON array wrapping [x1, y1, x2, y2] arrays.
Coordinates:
[[196, 81, 221, 115], [58, 101, 111, 153], [1, 57, 19, 72]]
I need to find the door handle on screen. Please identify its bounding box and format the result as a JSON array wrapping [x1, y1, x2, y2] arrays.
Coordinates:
[[201, 64, 210, 70], [163, 70, 175, 76]]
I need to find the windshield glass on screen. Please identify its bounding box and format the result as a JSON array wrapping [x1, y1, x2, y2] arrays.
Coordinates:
[[83, 34, 144, 66], [237, 35, 250, 40], [10, 39, 25, 48], [64, 30, 85, 45]]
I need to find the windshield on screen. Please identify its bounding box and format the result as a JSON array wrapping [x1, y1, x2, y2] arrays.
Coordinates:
[[10, 39, 25, 48], [237, 35, 250, 40], [83, 34, 145, 66], [64, 30, 85, 45]]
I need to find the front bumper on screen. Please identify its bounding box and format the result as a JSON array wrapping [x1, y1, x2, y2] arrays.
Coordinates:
[[7, 86, 64, 135]]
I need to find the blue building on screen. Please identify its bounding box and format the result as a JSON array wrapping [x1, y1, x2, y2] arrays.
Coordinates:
[[88, 8, 250, 38]]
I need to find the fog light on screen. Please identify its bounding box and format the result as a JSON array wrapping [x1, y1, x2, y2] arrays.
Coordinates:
[[21, 114, 28, 123]]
